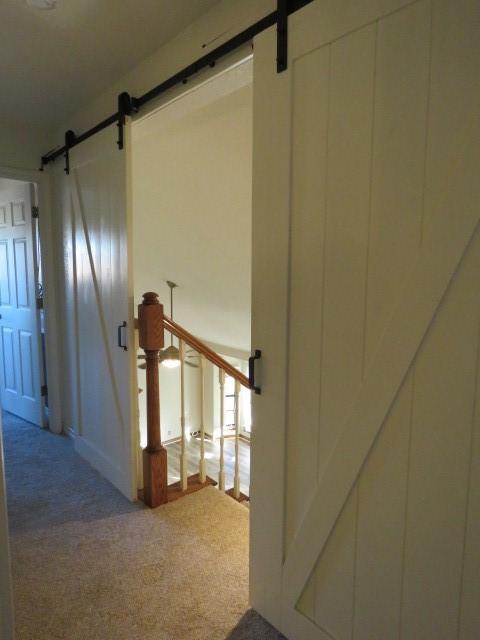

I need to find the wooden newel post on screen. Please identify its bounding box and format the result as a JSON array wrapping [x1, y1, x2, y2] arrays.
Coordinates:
[[138, 291, 168, 507]]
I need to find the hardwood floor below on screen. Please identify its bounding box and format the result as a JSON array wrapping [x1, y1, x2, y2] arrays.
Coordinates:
[[166, 436, 250, 498]]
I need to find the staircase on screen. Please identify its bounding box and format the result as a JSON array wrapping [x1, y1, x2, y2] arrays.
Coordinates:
[[137, 291, 253, 508]]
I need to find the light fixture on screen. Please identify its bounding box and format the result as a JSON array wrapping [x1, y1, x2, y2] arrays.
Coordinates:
[[26, 0, 58, 9], [159, 281, 181, 368]]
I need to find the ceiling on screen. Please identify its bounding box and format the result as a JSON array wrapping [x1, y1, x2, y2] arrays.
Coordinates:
[[0, 0, 221, 128]]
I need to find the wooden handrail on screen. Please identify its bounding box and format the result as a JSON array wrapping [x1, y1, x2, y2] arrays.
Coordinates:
[[163, 316, 250, 389]]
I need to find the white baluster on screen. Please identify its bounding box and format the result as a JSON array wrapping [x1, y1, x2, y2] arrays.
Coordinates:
[[199, 355, 206, 483], [233, 378, 241, 499], [218, 369, 225, 491], [179, 339, 188, 491]]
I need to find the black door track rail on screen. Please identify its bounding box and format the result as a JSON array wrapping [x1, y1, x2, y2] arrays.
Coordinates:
[[40, 0, 313, 171]]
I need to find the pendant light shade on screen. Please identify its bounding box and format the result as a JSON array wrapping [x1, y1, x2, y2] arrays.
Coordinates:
[[161, 344, 181, 368], [160, 281, 181, 368]]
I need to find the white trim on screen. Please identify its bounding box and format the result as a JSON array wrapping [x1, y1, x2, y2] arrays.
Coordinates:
[[0, 165, 62, 434], [125, 120, 141, 500], [0, 413, 15, 640], [74, 434, 133, 499], [66, 426, 76, 441]]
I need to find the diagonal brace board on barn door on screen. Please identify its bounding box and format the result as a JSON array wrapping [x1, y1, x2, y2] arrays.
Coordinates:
[[282, 184, 480, 609], [70, 171, 127, 436]]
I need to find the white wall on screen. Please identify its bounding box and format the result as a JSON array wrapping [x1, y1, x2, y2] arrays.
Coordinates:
[[137, 360, 201, 445], [132, 62, 252, 350], [205, 357, 250, 438], [0, 120, 52, 172], [0, 413, 14, 640]]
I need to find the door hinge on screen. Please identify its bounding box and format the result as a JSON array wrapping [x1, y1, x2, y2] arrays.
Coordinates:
[[41, 384, 48, 397], [32, 205, 39, 219], [36, 297, 44, 310]]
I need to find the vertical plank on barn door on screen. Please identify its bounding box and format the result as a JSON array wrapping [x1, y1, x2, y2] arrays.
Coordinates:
[[435, 2, 480, 633], [249, 21, 292, 626], [354, 372, 413, 640], [401, 227, 480, 639], [460, 328, 480, 639], [354, 3, 431, 638], [311, 23, 376, 637], [285, 44, 329, 553], [363, 0, 431, 365], [400, 1, 480, 633]]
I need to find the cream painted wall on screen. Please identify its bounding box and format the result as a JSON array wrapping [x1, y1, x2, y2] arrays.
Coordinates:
[[133, 62, 252, 447], [137, 362, 201, 446], [0, 413, 14, 640], [0, 121, 52, 172], [204, 357, 251, 438], [132, 69, 252, 350]]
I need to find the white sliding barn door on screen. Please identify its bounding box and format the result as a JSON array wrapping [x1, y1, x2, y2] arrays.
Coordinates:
[[250, 1, 480, 638], [66, 125, 136, 500]]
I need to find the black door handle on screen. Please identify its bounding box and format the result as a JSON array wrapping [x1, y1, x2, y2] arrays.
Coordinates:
[[117, 321, 127, 351], [249, 349, 262, 395]]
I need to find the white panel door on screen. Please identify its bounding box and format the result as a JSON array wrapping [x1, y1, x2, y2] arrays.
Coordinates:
[[0, 180, 43, 425], [68, 125, 136, 500], [250, 1, 480, 638]]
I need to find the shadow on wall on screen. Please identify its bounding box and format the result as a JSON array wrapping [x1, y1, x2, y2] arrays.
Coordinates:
[[225, 609, 287, 640]]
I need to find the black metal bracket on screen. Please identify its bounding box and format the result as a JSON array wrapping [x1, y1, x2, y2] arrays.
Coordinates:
[[117, 92, 139, 150], [64, 130, 76, 174], [277, 0, 288, 73], [249, 349, 262, 395]]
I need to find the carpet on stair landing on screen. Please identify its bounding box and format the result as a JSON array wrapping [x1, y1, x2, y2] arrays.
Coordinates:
[[2, 411, 285, 640]]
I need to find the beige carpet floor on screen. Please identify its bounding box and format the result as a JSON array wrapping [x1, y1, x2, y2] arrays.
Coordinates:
[[3, 412, 285, 640]]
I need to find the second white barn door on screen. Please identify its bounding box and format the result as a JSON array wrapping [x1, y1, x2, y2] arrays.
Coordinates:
[[68, 125, 136, 500], [250, 1, 480, 638]]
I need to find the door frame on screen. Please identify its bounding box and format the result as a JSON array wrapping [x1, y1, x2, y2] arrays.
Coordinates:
[[129, 49, 254, 487], [0, 165, 62, 434]]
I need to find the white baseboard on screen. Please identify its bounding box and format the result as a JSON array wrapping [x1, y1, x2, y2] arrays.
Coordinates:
[[66, 426, 76, 441], [74, 435, 135, 501]]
